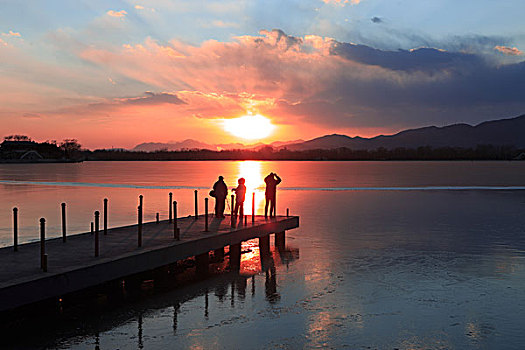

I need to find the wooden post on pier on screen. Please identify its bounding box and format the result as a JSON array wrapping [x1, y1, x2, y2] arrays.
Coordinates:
[[94, 211, 99, 257], [275, 231, 286, 251], [229, 243, 241, 270], [169, 192, 173, 223], [103, 198, 108, 235], [138, 206, 143, 247], [252, 192, 255, 223], [204, 198, 209, 232], [156, 212, 159, 224], [287, 208, 289, 217], [61, 203, 67, 243], [194, 190, 198, 220], [40, 218, 46, 269], [13, 208, 18, 252], [231, 194, 235, 228], [42, 254, 48, 272], [139, 195, 143, 208], [173, 201, 180, 240], [90, 222, 94, 235]]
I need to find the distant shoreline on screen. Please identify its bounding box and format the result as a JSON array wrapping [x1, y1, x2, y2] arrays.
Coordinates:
[[80, 145, 525, 162], [0, 159, 82, 164]]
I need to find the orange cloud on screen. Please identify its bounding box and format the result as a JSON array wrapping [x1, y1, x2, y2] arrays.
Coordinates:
[[76, 29, 431, 135], [2, 30, 21, 37], [322, 0, 361, 5], [209, 20, 240, 28], [494, 45, 522, 56], [107, 10, 127, 18]]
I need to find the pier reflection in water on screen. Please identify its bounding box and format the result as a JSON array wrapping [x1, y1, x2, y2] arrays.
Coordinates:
[[3, 237, 299, 349], [120, 241, 299, 349]]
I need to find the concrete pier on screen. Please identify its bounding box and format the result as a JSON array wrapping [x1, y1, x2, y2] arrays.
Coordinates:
[[0, 214, 298, 312]]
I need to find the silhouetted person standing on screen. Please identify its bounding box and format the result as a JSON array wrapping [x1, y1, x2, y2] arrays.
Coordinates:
[[212, 176, 228, 218], [264, 172, 281, 218], [233, 178, 246, 217]]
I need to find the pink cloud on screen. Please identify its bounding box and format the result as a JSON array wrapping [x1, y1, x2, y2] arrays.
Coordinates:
[[494, 45, 522, 56], [106, 10, 127, 18], [77, 29, 444, 131], [2, 30, 21, 37], [322, 0, 361, 5]]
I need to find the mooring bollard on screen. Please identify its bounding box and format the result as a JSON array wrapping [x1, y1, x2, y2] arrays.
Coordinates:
[[252, 192, 255, 223], [94, 211, 100, 257], [287, 208, 289, 217], [103, 198, 108, 235], [194, 190, 198, 220], [13, 207, 18, 252], [204, 198, 209, 232], [138, 205, 143, 247], [156, 212, 159, 224], [40, 218, 46, 270], [173, 201, 180, 240], [169, 192, 173, 223]]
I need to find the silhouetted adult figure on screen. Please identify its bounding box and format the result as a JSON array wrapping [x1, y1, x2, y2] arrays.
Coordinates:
[[233, 178, 246, 217], [264, 172, 281, 218], [212, 176, 228, 218]]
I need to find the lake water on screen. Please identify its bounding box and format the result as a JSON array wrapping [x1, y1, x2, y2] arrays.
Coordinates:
[[1, 161, 525, 349]]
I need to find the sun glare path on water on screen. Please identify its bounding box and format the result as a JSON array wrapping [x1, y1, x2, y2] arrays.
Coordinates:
[[223, 114, 275, 140], [235, 161, 265, 215]]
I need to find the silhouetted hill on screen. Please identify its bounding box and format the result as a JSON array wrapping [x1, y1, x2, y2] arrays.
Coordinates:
[[133, 139, 213, 152], [133, 139, 303, 152], [284, 114, 525, 151]]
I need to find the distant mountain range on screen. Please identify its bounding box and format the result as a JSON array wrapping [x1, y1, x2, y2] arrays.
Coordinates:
[[133, 114, 525, 152], [284, 114, 525, 151], [133, 139, 303, 152]]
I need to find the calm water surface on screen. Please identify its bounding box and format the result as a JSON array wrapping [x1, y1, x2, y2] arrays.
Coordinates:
[[1, 161, 525, 349]]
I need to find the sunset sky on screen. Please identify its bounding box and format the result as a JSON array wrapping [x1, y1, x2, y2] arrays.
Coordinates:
[[1, 0, 524, 149]]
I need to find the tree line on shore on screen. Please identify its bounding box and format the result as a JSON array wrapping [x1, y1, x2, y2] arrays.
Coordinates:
[[3, 135, 524, 161], [86, 144, 525, 161]]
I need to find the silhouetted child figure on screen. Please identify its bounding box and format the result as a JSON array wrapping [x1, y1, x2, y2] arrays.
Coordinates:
[[264, 172, 281, 218], [233, 178, 246, 217], [212, 176, 228, 218]]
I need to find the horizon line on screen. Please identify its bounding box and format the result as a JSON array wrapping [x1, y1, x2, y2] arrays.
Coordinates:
[[1, 180, 524, 191]]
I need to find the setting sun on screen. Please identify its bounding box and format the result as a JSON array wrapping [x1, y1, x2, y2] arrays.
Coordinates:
[[223, 114, 275, 140]]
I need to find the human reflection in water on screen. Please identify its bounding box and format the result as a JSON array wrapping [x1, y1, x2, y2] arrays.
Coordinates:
[[265, 266, 280, 304], [259, 246, 281, 303], [264, 172, 281, 218], [211, 176, 228, 218]]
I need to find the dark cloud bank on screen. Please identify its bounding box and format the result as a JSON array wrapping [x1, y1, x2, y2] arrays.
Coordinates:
[[272, 30, 525, 130]]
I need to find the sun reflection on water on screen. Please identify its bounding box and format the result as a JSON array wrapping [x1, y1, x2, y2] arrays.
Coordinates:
[[235, 161, 265, 215]]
